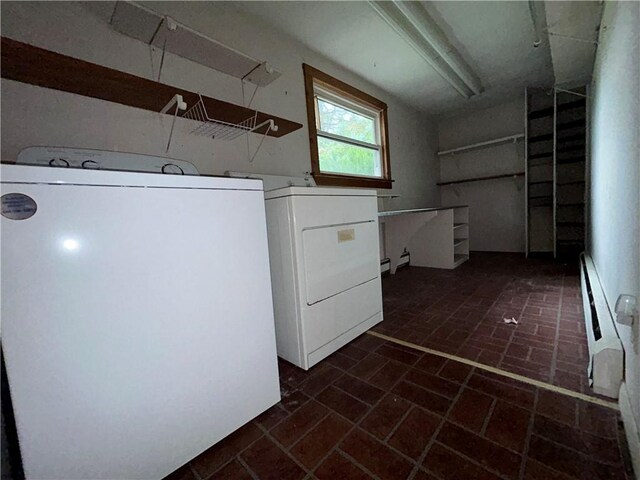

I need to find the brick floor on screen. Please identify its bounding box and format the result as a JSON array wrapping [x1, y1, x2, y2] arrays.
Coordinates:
[[378, 253, 592, 395], [164, 253, 634, 480], [165, 343, 633, 480]]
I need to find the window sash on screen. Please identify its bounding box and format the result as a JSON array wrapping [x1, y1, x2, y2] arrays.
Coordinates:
[[315, 85, 381, 119], [317, 136, 382, 178], [316, 129, 380, 151], [315, 94, 383, 178], [314, 90, 381, 148]]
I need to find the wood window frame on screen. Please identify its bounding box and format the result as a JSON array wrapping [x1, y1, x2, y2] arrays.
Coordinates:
[[303, 64, 392, 189]]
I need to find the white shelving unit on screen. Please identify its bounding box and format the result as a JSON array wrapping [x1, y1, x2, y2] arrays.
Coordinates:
[[438, 133, 521, 260], [525, 86, 587, 259], [379, 206, 469, 271], [452, 207, 470, 267]]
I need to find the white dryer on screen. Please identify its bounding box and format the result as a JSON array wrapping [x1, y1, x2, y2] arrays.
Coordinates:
[[263, 185, 383, 369]]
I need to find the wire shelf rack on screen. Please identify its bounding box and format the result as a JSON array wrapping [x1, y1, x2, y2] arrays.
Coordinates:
[[182, 95, 274, 141], [160, 94, 278, 159]]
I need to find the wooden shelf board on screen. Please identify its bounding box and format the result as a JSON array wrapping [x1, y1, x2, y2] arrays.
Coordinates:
[[557, 99, 586, 111], [528, 133, 553, 143], [557, 120, 585, 131], [528, 107, 554, 120], [556, 157, 586, 165], [0, 36, 302, 138], [529, 195, 553, 199], [529, 151, 553, 160], [557, 133, 585, 142], [557, 181, 586, 186], [528, 159, 553, 167], [557, 145, 585, 154], [438, 172, 524, 186], [528, 99, 585, 120]]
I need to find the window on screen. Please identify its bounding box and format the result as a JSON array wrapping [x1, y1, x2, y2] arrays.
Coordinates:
[[303, 64, 392, 189]]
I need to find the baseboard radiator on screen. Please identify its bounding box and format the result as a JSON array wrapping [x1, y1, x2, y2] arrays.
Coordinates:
[[580, 253, 624, 398]]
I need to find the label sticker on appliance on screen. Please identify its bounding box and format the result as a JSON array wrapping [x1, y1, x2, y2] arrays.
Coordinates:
[[337, 228, 355, 243], [1, 193, 37, 220]]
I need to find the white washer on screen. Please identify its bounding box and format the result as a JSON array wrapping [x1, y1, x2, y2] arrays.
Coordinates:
[[2, 148, 280, 479], [263, 183, 383, 370]]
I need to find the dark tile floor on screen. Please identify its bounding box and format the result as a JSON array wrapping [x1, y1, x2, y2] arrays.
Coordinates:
[[165, 253, 634, 480], [167, 336, 632, 480], [378, 253, 591, 395]]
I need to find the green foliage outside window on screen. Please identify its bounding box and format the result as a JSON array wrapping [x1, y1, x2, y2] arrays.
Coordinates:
[[317, 98, 381, 177], [317, 99, 376, 143], [318, 137, 378, 176]]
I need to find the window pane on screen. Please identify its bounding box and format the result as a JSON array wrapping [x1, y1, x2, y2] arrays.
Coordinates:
[[317, 98, 376, 144], [318, 136, 381, 177]]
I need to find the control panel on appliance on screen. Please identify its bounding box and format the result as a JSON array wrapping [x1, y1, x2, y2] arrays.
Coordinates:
[[162, 164, 184, 175], [48, 158, 71, 167], [16, 147, 200, 175], [82, 160, 100, 169], [47, 157, 100, 169]]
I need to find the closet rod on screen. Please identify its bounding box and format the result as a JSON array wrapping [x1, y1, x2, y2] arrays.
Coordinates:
[[437, 134, 524, 156], [437, 172, 524, 186]]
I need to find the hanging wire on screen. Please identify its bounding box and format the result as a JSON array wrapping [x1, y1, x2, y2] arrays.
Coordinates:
[[157, 38, 167, 82], [165, 98, 181, 152], [242, 80, 252, 161], [241, 78, 266, 162], [249, 123, 273, 163], [527, 0, 543, 47]]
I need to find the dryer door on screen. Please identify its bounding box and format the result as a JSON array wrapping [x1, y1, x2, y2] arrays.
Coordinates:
[[302, 220, 379, 305]]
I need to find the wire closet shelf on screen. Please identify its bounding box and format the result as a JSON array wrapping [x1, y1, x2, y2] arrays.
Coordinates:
[[182, 94, 277, 141], [160, 94, 278, 155]]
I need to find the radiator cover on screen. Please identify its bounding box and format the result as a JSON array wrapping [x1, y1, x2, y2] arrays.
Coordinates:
[[580, 253, 624, 398]]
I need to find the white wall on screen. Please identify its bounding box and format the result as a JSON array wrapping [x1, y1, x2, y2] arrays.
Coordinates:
[[437, 100, 525, 252], [0, 1, 440, 210], [589, 0, 640, 468]]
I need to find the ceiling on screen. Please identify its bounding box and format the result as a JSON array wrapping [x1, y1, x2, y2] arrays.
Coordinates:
[[545, 1, 602, 87], [230, 1, 601, 117]]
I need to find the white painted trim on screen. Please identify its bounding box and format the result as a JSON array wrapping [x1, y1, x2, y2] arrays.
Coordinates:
[[619, 382, 640, 478], [367, 330, 619, 410], [552, 88, 557, 258], [524, 88, 529, 257]]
